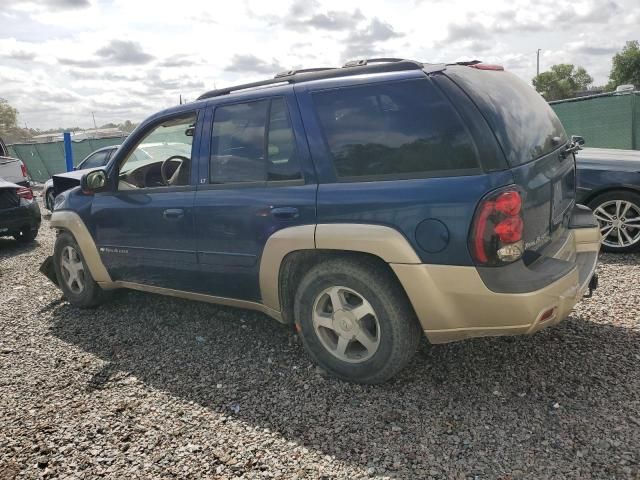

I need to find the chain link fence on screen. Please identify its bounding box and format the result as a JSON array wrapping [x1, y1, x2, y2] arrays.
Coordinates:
[[7, 136, 125, 183], [550, 92, 639, 150]]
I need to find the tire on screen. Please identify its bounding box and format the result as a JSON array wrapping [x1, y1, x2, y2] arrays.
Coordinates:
[[13, 226, 38, 244], [53, 231, 109, 308], [46, 189, 55, 211], [588, 191, 640, 253], [293, 257, 422, 384]]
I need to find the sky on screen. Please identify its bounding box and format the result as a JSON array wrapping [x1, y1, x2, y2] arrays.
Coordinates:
[[0, 0, 638, 130]]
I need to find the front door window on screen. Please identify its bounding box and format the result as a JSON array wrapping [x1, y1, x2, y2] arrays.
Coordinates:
[[118, 114, 196, 190]]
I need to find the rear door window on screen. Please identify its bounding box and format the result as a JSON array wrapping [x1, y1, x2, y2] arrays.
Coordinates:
[[312, 79, 479, 180], [209, 97, 302, 183]]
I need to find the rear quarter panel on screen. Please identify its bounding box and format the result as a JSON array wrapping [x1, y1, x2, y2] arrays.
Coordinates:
[[316, 172, 513, 265]]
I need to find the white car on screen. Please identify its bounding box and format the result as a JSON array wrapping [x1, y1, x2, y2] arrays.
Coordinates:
[[0, 137, 29, 187], [43, 145, 120, 210]]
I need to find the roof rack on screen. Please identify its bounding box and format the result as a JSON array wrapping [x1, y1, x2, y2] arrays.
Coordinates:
[[342, 57, 408, 68], [197, 58, 440, 101], [275, 67, 336, 78]]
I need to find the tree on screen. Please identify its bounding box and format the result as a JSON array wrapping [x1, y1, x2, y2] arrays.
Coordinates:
[[607, 40, 640, 90], [532, 64, 593, 101], [0, 98, 18, 135]]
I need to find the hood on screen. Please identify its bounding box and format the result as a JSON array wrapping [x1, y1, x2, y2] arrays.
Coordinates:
[[576, 147, 640, 172], [52, 167, 99, 195], [53, 167, 99, 181]]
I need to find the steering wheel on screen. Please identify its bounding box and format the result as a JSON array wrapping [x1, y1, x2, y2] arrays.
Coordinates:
[[160, 155, 190, 185]]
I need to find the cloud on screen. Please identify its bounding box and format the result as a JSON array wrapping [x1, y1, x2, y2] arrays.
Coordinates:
[[444, 21, 491, 43], [96, 40, 154, 65], [286, 10, 365, 31], [58, 58, 102, 68], [443, 1, 623, 46], [158, 55, 200, 68], [58, 40, 154, 68], [343, 18, 404, 60], [570, 44, 619, 56], [224, 54, 285, 75], [271, 0, 364, 32], [5, 0, 90, 9], [143, 71, 205, 91], [3, 50, 37, 61]]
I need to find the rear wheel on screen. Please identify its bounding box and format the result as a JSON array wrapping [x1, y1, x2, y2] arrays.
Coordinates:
[[54, 232, 109, 307], [294, 257, 421, 383], [588, 191, 640, 253]]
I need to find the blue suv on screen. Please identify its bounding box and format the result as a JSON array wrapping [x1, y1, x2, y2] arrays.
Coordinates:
[[41, 58, 601, 383]]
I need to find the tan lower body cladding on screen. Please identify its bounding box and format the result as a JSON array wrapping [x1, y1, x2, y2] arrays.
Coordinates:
[[49, 212, 600, 344]]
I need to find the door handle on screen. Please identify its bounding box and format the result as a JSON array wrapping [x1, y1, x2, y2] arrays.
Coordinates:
[[270, 207, 299, 219], [163, 208, 184, 220]]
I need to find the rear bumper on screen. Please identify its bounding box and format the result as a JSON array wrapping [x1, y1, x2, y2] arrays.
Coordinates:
[[392, 211, 601, 344], [0, 201, 41, 236]]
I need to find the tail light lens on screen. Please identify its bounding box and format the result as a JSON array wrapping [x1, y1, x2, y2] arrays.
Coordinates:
[[469, 186, 524, 266], [17, 186, 34, 203], [20, 161, 28, 179], [469, 63, 504, 71]]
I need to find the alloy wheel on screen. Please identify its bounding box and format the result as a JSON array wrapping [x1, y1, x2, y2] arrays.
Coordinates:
[[594, 200, 640, 249], [312, 285, 381, 363], [60, 245, 85, 294]]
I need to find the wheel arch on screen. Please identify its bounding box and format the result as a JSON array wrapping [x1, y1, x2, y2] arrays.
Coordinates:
[[49, 210, 113, 284], [582, 184, 640, 207], [260, 223, 422, 321]]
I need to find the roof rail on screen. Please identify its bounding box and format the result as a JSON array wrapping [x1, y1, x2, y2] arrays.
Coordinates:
[[197, 78, 292, 100], [275, 67, 336, 78], [342, 58, 408, 68], [197, 58, 438, 101]]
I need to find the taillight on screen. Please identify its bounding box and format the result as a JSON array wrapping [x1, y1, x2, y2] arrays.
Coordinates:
[[16, 186, 34, 201], [469, 63, 504, 71], [20, 161, 27, 179], [469, 187, 524, 266]]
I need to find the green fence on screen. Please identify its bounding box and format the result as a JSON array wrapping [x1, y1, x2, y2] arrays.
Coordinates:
[[550, 92, 639, 150], [7, 136, 125, 183]]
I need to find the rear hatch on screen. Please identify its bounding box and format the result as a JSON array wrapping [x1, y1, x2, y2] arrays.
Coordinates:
[[444, 65, 575, 254]]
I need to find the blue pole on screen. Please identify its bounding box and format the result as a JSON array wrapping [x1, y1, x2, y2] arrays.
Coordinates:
[[63, 132, 74, 172]]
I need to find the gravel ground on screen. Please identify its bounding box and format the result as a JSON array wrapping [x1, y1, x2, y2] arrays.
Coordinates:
[[1, 199, 639, 479]]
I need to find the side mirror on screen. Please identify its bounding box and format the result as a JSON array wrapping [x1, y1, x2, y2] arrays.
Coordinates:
[[571, 135, 585, 147], [81, 169, 108, 194]]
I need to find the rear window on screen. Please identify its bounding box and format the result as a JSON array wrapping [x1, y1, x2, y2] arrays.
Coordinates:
[[445, 67, 568, 166], [312, 79, 479, 180]]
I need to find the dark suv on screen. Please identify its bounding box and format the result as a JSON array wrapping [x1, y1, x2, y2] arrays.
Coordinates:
[[41, 58, 601, 383]]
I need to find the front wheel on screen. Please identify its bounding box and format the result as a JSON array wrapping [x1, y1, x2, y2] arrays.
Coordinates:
[[294, 257, 422, 383], [53, 232, 110, 308], [589, 191, 640, 253]]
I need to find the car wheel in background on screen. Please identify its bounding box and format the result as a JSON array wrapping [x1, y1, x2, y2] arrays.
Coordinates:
[[53, 231, 110, 308], [46, 189, 55, 211], [588, 191, 640, 253], [293, 256, 421, 384]]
